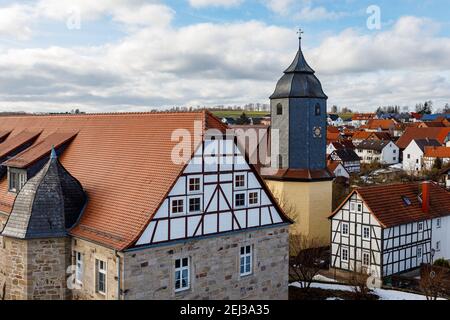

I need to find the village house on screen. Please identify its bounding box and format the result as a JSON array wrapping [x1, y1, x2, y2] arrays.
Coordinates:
[[351, 113, 377, 128], [329, 149, 361, 174], [423, 146, 450, 170], [327, 161, 350, 180], [327, 114, 343, 127], [396, 127, 450, 153], [329, 181, 450, 279], [355, 140, 399, 165], [402, 139, 442, 173], [326, 141, 355, 156], [0, 111, 290, 300], [365, 119, 398, 135]]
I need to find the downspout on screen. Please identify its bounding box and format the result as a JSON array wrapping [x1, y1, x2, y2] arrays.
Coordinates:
[[115, 250, 121, 301]]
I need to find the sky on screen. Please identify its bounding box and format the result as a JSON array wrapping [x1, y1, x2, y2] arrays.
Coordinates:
[[0, 0, 449, 113]]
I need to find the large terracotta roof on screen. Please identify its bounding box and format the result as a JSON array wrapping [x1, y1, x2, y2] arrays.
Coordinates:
[[330, 182, 450, 227], [0, 111, 230, 250], [0, 130, 42, 159], [396, 127, 450, 149], [366, 119, 397, 130]]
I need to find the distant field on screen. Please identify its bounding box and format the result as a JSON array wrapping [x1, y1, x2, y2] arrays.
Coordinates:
[[338, 113, 353, 121], [211, 110, 269, 118]]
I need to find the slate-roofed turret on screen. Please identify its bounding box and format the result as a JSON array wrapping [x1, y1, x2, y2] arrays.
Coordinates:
[[270, 35, 327, 100], [2, 148, 87, 239]]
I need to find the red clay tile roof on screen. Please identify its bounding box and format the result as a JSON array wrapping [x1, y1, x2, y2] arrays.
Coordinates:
[[396, 127, 450, 149], [352, 131, 372, 140], [0, 111, 232, 250], [424, 146, 450, 158], [3, 131, 78, 168], [367, 119, 397, 130], [0, 130, 42, 159], [330, 182, 450, 227], [0, 131, 11, 142]]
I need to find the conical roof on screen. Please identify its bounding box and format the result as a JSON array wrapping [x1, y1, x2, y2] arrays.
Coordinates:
[[2, 150, 87, 239]]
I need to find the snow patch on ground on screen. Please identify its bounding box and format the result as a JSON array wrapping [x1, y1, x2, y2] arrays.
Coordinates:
[[290, 281, 446, 300]]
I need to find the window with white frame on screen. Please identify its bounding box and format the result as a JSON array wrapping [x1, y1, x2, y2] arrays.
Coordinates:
[[8, 168, 27, 193], [363, 226, 370, 240], [436, 241, 441, 252], [418, 222, 423, 232], [342, 248, 349, 262], [436, 218, 441, 228], [95, 259, 107, 295], [171, 198, 185, 215], [235, 174, 246, 188], [342, 222, 349, 236], [240, 245, 252, 276], [362, 252, 370, 266], [357, 203, 363, 213], [248, 191, 259, 205], [235, 193, 246, 207], [75, 251, 83, 284], [188, 197, 201, 213], [175, 258, 190, 292], [188, 177, 201, 193], [350, 202, 356, 212], [417, 246, 422, 258]]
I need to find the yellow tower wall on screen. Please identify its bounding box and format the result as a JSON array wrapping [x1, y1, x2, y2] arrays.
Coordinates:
[[265, 179, 332, 244]]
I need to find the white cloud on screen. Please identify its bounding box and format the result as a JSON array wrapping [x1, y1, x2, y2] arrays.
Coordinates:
[[0, 11, 449, 113], [295, 5, 348, 22], [264, 0, 294, 16], [188, 0, 244, 9], [0, 5, 36, 40], [264, 0, 348, 22]]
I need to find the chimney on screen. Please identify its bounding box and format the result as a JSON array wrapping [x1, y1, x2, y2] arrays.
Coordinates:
[[422, 181, 430, 213]]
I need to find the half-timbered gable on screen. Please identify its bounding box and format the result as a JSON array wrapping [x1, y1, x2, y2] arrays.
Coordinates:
[[136, 136, 286, 246], [330, 181, 450, 279], [331, 192, 382, 278]]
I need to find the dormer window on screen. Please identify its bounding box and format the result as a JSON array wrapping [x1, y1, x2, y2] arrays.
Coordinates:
[[8, 168, 27, 193]]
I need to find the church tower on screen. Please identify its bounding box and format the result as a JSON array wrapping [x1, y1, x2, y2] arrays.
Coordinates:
[[264, 31, 333, 243]]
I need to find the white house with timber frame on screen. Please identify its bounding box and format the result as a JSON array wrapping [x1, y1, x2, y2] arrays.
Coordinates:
[[329, 181, 450, 279]]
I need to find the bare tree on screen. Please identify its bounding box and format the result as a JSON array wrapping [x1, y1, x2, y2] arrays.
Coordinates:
[[289, 235, 328, 291], [347, 270, 372, 300], [420, 264, 448, 300]]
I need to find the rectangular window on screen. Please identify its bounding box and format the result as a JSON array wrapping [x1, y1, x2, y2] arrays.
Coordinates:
[[188, 197, 201, 213], [95, 259, 107, 295], [240, 245, 252, 276], [436, 218, 441, 228], [8, 169, 27, 193], [235, 193, 246, 207], [436, 241, 441, 252], [407, 154, 411, 159], [188, 177, 201, 193], [342, 223, 349, 235], [362, 252, 370, 266], [248, 192, 259, 205], [350, 202, 356, 212], [175, 258, 190, 292], [357, 204, 363, 213], [235, 174, 246, 188], [363, 226, 370, 240], [418, 222, 423, 231], [75, 251, 83, 284], [171, 198, 185, 215], [342, 248, 349, 262], [417, 246, 422, 258]]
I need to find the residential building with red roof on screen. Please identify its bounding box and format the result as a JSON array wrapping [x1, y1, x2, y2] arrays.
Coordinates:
[[329, 181, 450, 278], [0, 111, 290, 300], [423, 146, 450, 170]]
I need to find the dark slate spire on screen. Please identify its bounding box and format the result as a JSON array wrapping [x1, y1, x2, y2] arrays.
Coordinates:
[[2, 152, 87, 239], [270, 31, 327, 99]]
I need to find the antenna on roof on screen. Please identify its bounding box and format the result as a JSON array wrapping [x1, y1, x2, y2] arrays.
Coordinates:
[[50, 145, 57, 159]]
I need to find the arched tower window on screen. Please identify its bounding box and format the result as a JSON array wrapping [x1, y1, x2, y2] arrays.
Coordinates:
[[315, 103, 321, 116], [276, 103, 283, 115]]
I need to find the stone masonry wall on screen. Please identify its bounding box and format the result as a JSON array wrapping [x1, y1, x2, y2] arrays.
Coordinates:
[[71, 238, 121, 300], [123, 226, 289, 300], [27, 238, 71, 300], [0, 237, 28, 300]]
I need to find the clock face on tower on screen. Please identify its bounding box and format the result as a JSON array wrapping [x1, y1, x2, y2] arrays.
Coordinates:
[[313, 126, 322, 138]]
